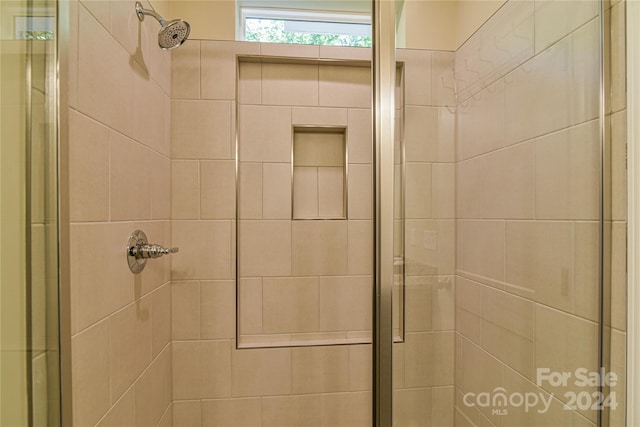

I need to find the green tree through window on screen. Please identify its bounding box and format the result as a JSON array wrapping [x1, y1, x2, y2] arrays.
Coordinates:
[[245, 18, 372, 47]]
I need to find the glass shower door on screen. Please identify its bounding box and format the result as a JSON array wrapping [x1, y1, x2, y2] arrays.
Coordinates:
[[0, 0, 60, 425], [389, 0, 625, 426]]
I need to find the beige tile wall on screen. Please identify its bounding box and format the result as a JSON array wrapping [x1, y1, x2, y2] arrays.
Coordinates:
[[170, 41, 457, 426], [236, 58, 374, 345], [171, 42, 372, 427], [68, 1, 173, 426], [454, 1, 626, 426]]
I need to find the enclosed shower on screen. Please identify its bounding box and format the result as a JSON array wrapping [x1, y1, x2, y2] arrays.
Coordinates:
[[0, 0, 629, 426]]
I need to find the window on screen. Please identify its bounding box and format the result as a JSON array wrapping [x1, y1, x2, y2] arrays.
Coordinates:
[[14, 16, 55, 40], [240, 8, 371, 47]]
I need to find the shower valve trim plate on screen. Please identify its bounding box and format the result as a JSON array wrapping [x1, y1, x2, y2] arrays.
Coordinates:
[[127, 229, 178, 274]]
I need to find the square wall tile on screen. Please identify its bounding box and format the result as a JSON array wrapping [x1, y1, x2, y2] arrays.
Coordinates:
[[110, 132, 151, 221], [239, 162, 263, 219], [70, 222, 134, 333], [95, 388, 135, 427], [394, 388, 432, 427], [261, 42, 319, 58], [239, 220, 292, 277], [231, 347, 292, 396], [201, 398, 261, 427], [456, 80, 505, 161], [110, 299, 153, 402], [201, 40, 260, 100], [239, 278, 263, 335], [151, 284, 171, 357], [172, 40, 200, 99], [319, 65, 370, 108], [404, 332, 454, 387], [404, 220, 455, 276], [171, 281, 200, 340], [574, 222, 600, 322], [318, 167, 344, 218], [349, 345, 372, 391], [456, 158, 483, 219], [320, 392, 372, 427], [319, 276, 372, 332], [404, 277, 432, 332], [238, 61, 261, 105], [347, 220, 373, 275], [263, 277, 320, 334], [611, 1, 626, 113], [534, 0, 598, 53], [68, 110, 110, 222], [133, 64, 167, 155], [149, 152, 171, 220], [292, 221, 348, 276], [172, 100, 232, 159], [262, 63, 319, 106], [201, 280, 236, 339], [293, 167, 318, 218], [173, 400, 200, 427], [482, 142, 535, 219], [348, 164, 373, 219], [239, 105, 292, 163], [291, 346, 350, 394], [432, 276, 455, 331], [505, 221, 573, 312], [134, 347, 172, 427], [78, 6, 133, 136], [405, 163, 432, 219], [171, 220, 233, 280], [432, 163, 455, 219], [460, 220, 505, 287], [432, 51, 455, 107], [171, 160, 199, 220], [263, 163, 292, 219], [173, 340, 232, 400], [535, 120, 600, 220], [504, 36, 571, 144], [201, 160, 236, 220], [570, 20, 599, 125], [397, 49, 431, 106], [263, 395, 321, 427], [347, 109, 372, 164], [405, 106, 455, 163], [502, 366, 573, 426], [293, 107, 348, 126], [535, 306, 598, 398], [71, 320, 110, 427]]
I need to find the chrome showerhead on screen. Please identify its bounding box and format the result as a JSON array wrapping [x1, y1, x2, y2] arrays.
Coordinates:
[[135, 1, 190, 50], [158, 19, 190, 50]]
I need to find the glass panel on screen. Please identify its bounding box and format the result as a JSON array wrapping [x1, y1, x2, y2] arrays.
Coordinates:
[[1, 0, 59, 425], [391, 0, 622, 426]]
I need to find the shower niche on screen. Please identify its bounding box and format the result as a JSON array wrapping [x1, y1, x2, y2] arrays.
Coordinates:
[[236, 55, 377, 348], [293, 126, 347, 220]]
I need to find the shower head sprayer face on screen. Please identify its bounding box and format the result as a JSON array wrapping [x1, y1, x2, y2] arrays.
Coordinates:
[[158, 19, 191, 50], [135, 1, 190, 50]]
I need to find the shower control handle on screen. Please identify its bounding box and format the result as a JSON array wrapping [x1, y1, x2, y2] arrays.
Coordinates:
[[126, 230, 178, 274], [130, 243, 179, 259]]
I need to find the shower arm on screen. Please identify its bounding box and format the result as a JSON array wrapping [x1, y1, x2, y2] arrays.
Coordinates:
[[135, 2, 165, 26]]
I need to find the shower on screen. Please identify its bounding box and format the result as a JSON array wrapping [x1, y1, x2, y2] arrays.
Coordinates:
[[134, 1, 190, 50]]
